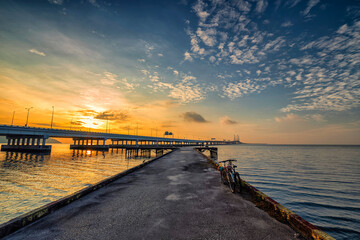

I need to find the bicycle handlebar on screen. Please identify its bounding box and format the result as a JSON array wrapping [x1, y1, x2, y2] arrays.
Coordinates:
[[218, 159, 237, 163]]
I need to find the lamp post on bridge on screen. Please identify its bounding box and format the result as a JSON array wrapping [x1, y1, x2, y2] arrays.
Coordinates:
[[25, 107, 33, 127], [51, 106, 54, 129], [11, 111, 15, 126], [70, 118, 73, 130], [106, 116, 108, 133]]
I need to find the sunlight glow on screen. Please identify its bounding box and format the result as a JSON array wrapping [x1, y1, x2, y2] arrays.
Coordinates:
[[81, 117, 104, 129]]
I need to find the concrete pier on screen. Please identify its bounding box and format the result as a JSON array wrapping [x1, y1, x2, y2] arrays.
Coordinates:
[[3, 148, 300, 240]]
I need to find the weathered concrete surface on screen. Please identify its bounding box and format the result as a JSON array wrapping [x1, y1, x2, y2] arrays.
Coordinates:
[[5, 148, 302, 240]]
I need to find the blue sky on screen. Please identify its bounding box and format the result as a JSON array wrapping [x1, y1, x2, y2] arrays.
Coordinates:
[[0, 0, 359, 144]]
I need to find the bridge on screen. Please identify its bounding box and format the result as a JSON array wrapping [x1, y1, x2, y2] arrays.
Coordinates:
[[0, 125, 235, 153]]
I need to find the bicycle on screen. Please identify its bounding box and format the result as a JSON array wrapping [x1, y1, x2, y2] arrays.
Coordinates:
[[218, 159, 242, 193]]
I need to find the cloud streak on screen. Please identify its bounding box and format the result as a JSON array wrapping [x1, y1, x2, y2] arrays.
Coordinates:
[[29, 49, 46, 56], [220, 116, 238, 125]]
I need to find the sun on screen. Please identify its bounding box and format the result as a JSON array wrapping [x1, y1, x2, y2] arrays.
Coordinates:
[[81, 117, 104, 130]]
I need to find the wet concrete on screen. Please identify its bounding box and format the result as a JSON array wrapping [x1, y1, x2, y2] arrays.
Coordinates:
[[5, 148, 302, 240]]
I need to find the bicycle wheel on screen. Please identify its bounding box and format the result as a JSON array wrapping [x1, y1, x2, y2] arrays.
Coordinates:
[[220, 170, 227, 185], [235, 172, 242, 193], [228, 173, 236, 193]]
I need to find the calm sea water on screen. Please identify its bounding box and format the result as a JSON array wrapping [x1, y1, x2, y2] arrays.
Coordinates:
[[0, 144, 164, 224], [217, 144, 360, 240]]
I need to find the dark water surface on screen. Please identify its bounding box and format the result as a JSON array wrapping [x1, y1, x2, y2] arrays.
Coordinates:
[[0, 144, 163, 224], [217, 144, 360, 240]]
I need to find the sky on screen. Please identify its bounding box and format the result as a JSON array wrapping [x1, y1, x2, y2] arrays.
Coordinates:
[[0, 0, 359, 144]]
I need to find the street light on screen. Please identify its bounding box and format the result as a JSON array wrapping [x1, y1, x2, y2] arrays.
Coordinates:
[[25, 107, 33, 127], [51, 106, 54, 129], [11, 111, 15, 126], [106, 116, 108, 133]]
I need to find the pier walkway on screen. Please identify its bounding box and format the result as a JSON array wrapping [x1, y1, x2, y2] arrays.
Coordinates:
[[5, 148, 300, 240]]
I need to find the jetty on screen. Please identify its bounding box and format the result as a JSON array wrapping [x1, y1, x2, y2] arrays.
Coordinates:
[[2, 147, 302, 240]]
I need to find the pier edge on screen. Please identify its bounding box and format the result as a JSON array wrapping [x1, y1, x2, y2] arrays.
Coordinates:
[[0, 149, 177, 239], [194, 148, 335, 240]]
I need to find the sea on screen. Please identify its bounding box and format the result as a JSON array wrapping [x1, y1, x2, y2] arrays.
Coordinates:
[[0, 144, 359, 240], [0, 144, 164, 225], [216, 144, 360, 240]]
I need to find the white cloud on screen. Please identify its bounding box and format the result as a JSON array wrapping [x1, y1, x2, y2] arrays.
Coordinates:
[[48, 0, 63, 5], [217, 74, 232, 79], [281, 82, 360, 112], [275, 113, 303, 123], [140, 69, 149, 75], [137, 59, 146, 62], [184, 51, 193, 62], [302, 0, 320, 16], [264, 36, 286, 51], [101, 71, 117, 85], [29, 49, 46, 56], [286, 0, 301, 8], [144, 43, 155, 57], [119, 77, 137, 91], [158, 53, 163, 57], [281, 21, 293, 27], [255, 0, 268, 13], [222, 80, 265, 99], [275, 113, 326, 124], [196, 27, 217, 47], [169, 81, 205, 103], [91, 30, 105, 38], [234, 0, 251, 13], [145, 71, 205, 104], [309, 113, 326, 122], [183, 0, 359, 115], [280, 21, 360, 112], [296, 72, 303, 81], [168, 77, 205, 103], [88, 0, 99, 7], [193, 0, 210, 22], [188, 30, 206, 55], [102, 72, 137, 91]]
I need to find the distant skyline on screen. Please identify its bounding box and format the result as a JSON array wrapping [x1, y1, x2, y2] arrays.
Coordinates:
[[0, 0, 359, 144]]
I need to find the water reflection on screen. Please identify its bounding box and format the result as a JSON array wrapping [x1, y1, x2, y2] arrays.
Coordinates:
[[72, 149, 107, 158], [0, 144, 168, 224], [1, 151, 50, 170]]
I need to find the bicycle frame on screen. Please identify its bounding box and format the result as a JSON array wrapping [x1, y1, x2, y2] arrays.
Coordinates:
[[219, 160, 236, 183], [219, 159, 242, 193]]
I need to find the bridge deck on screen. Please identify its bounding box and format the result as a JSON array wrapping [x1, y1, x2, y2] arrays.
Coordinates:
[[4, 148, 299, 240]]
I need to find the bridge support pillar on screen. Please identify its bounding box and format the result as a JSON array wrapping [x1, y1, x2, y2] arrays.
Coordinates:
[[1, 135, 51, 152], [70, 138, 109, 151]]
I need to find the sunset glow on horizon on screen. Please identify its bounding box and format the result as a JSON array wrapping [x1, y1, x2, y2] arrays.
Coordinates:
[[0, 0, 359, 144]]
